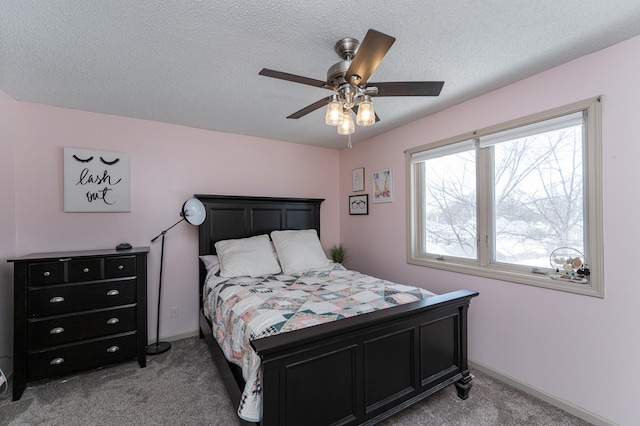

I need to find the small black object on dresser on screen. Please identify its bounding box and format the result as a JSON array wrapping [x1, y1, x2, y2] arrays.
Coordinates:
[[8, 247, 149, 401], [115, 242, 132, 251]]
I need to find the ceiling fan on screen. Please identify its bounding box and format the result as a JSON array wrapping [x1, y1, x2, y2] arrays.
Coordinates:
[[259, 29, 444, 147]]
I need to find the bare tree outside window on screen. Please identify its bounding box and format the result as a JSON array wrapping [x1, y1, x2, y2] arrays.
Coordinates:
[[420, 125, 583, 268], [423, 150, 477, 259], [493, 127, 583, 267], [408, 98, 603, 297]]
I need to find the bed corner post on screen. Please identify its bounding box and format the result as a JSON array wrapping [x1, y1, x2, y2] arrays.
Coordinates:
[[454, 300, 473, 399], [455, 372, 473, 399]]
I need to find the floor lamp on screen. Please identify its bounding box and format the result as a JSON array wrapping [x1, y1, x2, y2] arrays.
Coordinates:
[[147, 197, 206, 355]]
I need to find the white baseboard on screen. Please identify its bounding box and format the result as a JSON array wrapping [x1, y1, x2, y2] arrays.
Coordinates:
[[147, 330, 199, 346], [469, 359, 616, 426]]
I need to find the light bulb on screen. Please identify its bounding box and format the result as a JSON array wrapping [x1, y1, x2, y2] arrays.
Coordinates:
[[356, 95, 375, 126], [337, 110, 355, 135], [325, 95, 343, 126]]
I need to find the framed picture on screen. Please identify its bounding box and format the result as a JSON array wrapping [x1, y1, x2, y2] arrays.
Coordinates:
[[372, 169, 393, 203], [352, 167, 365, 191], [64, 147, 131, 212], [349, 194, 368, 215]]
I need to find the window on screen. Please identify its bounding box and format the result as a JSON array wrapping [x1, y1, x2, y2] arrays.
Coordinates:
[[407, 97, 603, 297]]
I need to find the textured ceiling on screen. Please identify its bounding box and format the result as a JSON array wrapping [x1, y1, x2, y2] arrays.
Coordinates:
[[2, 1, 640, 150]]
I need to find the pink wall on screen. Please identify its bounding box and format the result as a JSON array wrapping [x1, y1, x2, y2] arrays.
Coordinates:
[[8, 102, 340, 344], [339, 36, 640, 425], [0, 89, 17, 376], [4, 34, 639, 424]]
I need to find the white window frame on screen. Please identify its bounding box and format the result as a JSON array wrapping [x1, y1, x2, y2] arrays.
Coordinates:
[[406, 97, 604, 297]]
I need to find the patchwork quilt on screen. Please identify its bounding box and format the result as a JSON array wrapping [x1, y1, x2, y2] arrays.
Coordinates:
[[202, 262, 435, 422]]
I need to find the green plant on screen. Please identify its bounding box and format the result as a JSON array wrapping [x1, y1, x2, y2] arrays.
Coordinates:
[[329, 244, 347, 263]]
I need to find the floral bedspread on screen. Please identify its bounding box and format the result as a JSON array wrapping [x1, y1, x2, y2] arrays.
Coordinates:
[[202, 262, 435, 422]]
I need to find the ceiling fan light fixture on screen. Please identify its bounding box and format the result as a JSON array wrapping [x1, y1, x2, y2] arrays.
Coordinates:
[[325, 95, 343, 126], [356, 95, 375, 126], [337, 109, 355, 135], [258, 29, 444, 147]]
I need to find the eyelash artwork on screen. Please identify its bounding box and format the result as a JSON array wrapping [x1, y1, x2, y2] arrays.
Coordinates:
[[100, 157, 120, 166], [72, 155, 93, 163], [72, 155, 120, 166]]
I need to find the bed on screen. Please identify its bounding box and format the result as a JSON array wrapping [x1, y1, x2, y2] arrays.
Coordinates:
[[196, 194, 479, 425]]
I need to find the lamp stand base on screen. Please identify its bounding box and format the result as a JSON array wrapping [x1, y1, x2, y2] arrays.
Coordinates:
[[145, 341, 171, 355]]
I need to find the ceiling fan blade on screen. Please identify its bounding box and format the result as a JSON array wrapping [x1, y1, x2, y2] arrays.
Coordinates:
[[351, 105, 381, 123], [287, 96, 332, 119], [346, 29, 395, 85], [369, 81, 444, 97], [259, 68, 337, 90]]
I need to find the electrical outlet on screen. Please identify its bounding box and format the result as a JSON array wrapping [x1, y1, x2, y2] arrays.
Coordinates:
[[170, 306, 179, 318]]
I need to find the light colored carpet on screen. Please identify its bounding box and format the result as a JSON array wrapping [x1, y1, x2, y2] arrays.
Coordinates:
[[0, 337, 591, 425]]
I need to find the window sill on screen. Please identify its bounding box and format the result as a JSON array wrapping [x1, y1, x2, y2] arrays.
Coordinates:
[[407, 256, 603, 298]]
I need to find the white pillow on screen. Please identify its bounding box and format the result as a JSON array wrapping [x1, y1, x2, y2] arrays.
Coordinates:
[[215, 234, 281, 277], [271, 229, 331, 275], [199, 255, 219, 271]]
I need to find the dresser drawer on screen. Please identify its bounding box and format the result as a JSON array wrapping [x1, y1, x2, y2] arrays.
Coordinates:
[[29, 262, 65, 286], [27, 332, 137, 381], [105, 256, 136, 278], [68, 258, 102, 282], [28, 306, 137, 349], [28, 279, 136, 318]]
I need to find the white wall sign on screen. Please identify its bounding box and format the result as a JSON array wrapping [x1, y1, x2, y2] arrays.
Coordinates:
[[64, 147, 131, 212]]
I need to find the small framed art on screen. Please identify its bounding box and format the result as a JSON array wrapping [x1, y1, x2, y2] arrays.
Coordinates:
[[372, 168, 393, 203], [349, 194, 368, 215], [352, 167, 365, 191]]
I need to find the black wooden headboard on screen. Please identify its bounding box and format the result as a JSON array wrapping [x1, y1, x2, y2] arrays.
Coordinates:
[[195, 194, 324, 296]]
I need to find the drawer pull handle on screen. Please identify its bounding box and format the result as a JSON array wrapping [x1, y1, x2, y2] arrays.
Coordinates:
[[106, 318, 120, 325], [106, 346, 120, 353], [83, 267, 89, 273], [106, 290, 120, 296], [50, 358, 64, 365], [49, 327, 65, 334], [43, 271, 50, 277], [49, 296, 65, 303], [118, 265, 124, 270]]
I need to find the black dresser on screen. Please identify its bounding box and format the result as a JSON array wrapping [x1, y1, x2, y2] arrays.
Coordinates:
[[8, 247, 149, 401]]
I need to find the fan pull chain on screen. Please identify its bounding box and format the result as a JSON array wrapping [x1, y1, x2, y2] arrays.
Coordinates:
[[347, 134, 352, 149]]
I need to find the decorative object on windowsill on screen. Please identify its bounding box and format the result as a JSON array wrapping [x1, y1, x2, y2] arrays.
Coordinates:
[[329, 244, 347, 264], [549, 247, 590, 284], [147, 198, 206, 355], [258, 29, 444, 149]]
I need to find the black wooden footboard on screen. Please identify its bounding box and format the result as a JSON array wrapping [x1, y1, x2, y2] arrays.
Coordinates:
[[199, 289, 477, 425], [250, 289, 478, 426]]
